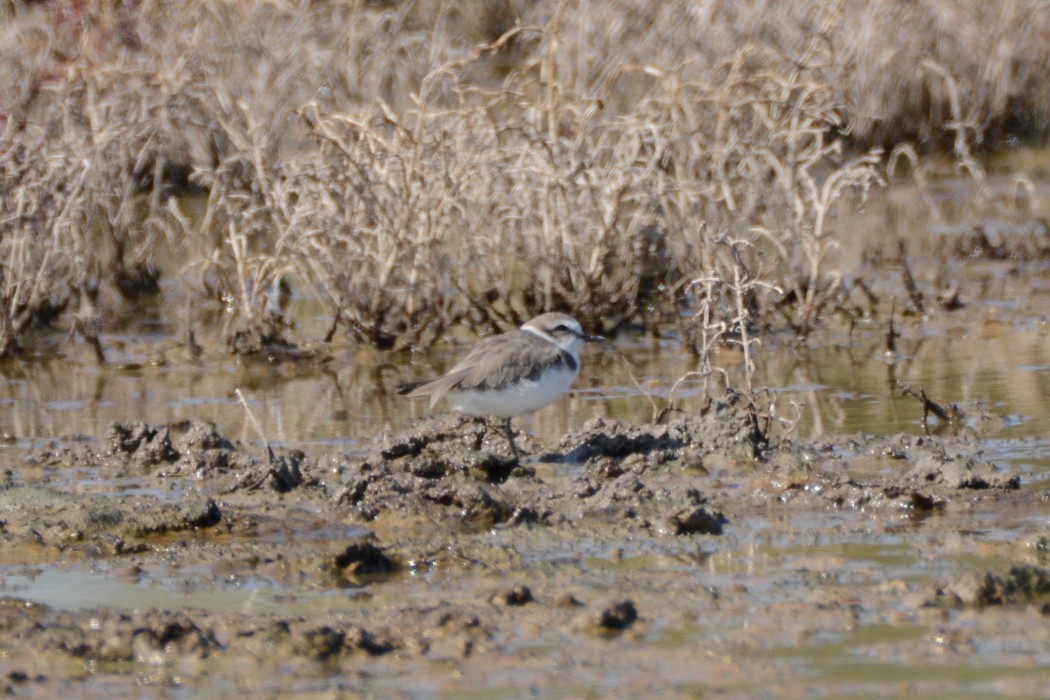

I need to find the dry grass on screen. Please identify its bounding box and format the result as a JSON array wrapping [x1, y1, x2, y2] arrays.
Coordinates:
[[0, 0, 1047, 360]]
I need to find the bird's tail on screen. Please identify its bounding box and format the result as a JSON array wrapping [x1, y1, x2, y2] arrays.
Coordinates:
[[396, 379, 432, 396]]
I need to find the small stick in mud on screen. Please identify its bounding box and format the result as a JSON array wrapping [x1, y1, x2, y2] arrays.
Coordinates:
[[323, 309, 341, 344], [775, 401, 804, 448], [886, 300, 899, 355], [183, 299, 203, 359], [70, 297, 107, 365], [232, 389, 304, 492], [621, 356, 663, 423], [899, 239, 925, 315], [81, 326, 107, 365], [235, 388, 274, 464]]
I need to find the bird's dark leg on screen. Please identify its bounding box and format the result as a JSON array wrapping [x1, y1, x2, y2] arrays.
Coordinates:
[[502, 417, 520, 461], [470, 416, 487, 451]]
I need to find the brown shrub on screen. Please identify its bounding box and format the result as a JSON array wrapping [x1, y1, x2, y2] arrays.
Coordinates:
[[0, 0, 1044, 356]]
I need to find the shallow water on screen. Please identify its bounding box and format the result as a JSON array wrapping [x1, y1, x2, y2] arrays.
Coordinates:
[[0, 567, 370, 616], [2, 310, 1048, 469], [6, 323, 1050, 438]]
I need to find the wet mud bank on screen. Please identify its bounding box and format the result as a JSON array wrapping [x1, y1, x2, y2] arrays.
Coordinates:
[[2, 395, 1048, 696]]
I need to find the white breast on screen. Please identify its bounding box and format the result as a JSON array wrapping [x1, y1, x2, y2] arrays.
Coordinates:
[[445, 366, 579, 418]]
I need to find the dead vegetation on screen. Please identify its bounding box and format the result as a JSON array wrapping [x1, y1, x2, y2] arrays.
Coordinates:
[[0, 0, 1047, 360]]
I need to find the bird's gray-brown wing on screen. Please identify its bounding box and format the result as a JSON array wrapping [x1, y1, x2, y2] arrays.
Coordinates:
[[395, 335, 505, 408], [449, 329, 578, 390], [398, 330, 577, 409]]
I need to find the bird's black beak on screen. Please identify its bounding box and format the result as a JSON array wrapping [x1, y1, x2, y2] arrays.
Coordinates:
[[582, 332, 606, 343]]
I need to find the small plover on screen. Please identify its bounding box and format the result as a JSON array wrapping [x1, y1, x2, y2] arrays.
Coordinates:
[[397, 312, 602, 458]]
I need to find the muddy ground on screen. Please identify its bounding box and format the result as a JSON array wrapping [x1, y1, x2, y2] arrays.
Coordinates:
[[1, 391, 1048, 698]]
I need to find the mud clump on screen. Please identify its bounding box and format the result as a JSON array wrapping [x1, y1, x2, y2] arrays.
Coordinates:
[[554, 394, 761, 467], [902, 451, 1020, 490], [581, 472, 655, 520], [489, 584, 534, 607], [333, 416, 535, 524], [6, 607, 221, 662], [293, 623, 392, 660], [167, 422, 311, 493], [234, 451, 308, 493], [25, 420, 320, 496], [0, 485, 222, 551], [64, 420, 317, 495], [379, 416, 525, 462], [422, 482, 513, 527], [128, 495, 222, 536], [760, 433, 1020, 511], [663, 505, 728, 535], [930, 565, 1050, 609], [176, 421, 237, 452], [463, 451, 522, 484], [974, 565, 1050, 606], [332, 540, 398, 576], [0, 602, 397, 668], [166, 445, 253, 480], [248, 619, 395, 660], [331, 400, 755, 531], [107, 422, 179, 467], [594, 599, 638, 632], [946, 220, 1050, 261]]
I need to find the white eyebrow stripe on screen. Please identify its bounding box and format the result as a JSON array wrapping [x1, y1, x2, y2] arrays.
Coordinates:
[[522, 325, 554, 341]]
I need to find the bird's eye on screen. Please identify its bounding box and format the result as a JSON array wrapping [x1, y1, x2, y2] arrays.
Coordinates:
[[553, 324, 570, 333]]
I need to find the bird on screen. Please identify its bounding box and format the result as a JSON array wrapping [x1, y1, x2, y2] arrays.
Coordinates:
[[397, 312, 602, 458]]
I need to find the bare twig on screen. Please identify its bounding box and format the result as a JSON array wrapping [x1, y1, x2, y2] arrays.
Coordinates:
[[235, 388, 274, 465], [898, 382, 964, 435]]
